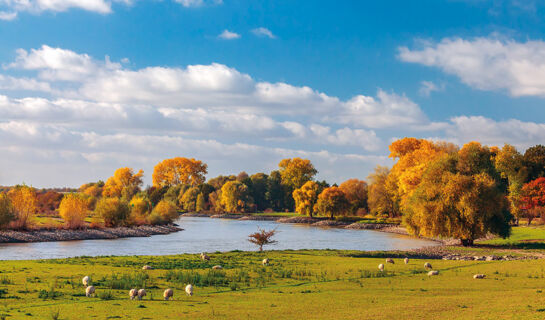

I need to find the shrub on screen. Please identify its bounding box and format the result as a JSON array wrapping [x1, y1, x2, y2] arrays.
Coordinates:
[[59, 193, 89, 229], [149, 200, 178, 225], [94, 198, 130, 227], [0, 194, 15, 229], [8, 185, 37, 230], [129, 196, 151, 225]]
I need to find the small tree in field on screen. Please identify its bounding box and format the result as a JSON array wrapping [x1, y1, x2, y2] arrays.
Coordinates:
[[248, 228, 277, 251]]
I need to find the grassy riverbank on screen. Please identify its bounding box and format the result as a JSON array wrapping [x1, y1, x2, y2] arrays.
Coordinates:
[[1, 250, 545, 319]]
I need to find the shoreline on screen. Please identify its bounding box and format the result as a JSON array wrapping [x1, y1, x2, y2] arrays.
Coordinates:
[[0, 224, 182, 244]]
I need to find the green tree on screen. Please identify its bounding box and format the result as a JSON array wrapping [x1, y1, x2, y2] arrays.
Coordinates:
[[524, 145, 545, 182], [250, 173, 269, 211], [94, 198, 130, 227], [0, 194, 15, 228]]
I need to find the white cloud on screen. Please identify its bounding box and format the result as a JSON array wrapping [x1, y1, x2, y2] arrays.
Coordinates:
[[0, 10, 16, 20], [310, 125, 381, 151], [218, 29, 241, 40], [0, 0, 116, 15], [399, 37, 545, 97], [419, 80, 444, 97], [251, 27, 276, 39], [174, 0, 222, 7]]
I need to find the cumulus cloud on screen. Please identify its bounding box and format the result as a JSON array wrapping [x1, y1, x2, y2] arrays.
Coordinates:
[[0, 0, 119, 16], [218, 30, 241, 40], [399, 37, 545, 97], [251, 27, 276, 39], [419, 81, 444, 97]]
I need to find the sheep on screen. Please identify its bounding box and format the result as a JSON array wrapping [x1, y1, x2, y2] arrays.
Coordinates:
[[185, 284, 193, 296], [164, 288, 174, 301], [424, 262, 432, 269], [85, 285, 95, 297], [137, 289, 146, 300], [200, 253, 210, 261], [404, 257, 409, 264], [378, 263, 384, 272], [386, 258, 394, 264], [262, 258, 269, 266], [473, 274, 486, 279], [142, 265, 153, 270], [82, 276, 90, 287], [212, 265, 223, 270], [129, 289, 138, 300], [427, 270, 439, 276]]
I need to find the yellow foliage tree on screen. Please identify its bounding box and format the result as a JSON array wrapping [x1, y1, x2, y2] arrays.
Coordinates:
[[495, 144, 527, 220], [152, 157, 207, 188], [149, 200, 179, 225], [103, 167, 144, 199], [338, 179, 368, 215], [220, 181, 251, 213], [278, 158, 317, 190], [59, 193, 89, 229], [0, 194, 15, 228], [293, 181, 320, 217], [367, 166, 400, 217], [8, 185, 37, 229], [314, 186, 349, 219]]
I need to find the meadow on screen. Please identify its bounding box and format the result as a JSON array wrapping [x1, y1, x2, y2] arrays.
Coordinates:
[[0, 249, 545, 319]]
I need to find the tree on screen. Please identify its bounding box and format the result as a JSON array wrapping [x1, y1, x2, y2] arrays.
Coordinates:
[[149, 200, 179, 225], [36, 191, 63, 215], [8, 185, 37, 229], [314, 187, 349, 219], [266, 171, 286, 211], [152, 157, 207, 187], [520, 177, 545, 225], [129, 195, 152, 224], [220, 181, 252, 213], [293, 181, 320, 217], [278, 158, 318, 190], [103, 167, 144, 200], [0, 194, 15, 229], [338, 179, 368, 215], [367, 166, 400, 217], [180, 187, 199, 212], [196, 193, 205, 212], [248, 228, 277, 251], [94, 198, 130, 227], [405, 143, 511, 246], [59, 193, 89, 229], [250, 173, 269, 211], [524, 145, 545, 182], [495, 144, 527, 220]]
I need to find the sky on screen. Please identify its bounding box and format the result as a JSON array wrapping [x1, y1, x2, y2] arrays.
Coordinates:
[[1, 0, 545, 188]]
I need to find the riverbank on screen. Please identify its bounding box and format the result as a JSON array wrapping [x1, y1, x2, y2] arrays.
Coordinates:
[[0, 224, 182, 243]]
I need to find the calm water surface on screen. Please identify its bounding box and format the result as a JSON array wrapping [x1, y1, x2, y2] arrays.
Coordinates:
[[0, 216, 439, 260]]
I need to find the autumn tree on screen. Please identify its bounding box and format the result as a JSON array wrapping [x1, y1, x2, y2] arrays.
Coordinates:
[[152, 157, 207, 187], [36, 191, 63, 215], [248, 228, 277, 251], [94, 197, 130, 227], [367, 166, 400, 217], [314, 186, 349, 219], [338, 179, 368, 215], [8, 185, 37, 229], [149, 200, 179, 225], [0, 194, 15, 228], [196, 193, 206, 212], [220, 181, 252, 213], [495, 144, 527, 221], [293, 181, 320, 217], [520, 178, 545, 225], [524, 145, 545, 182], [129, 196, 152, 225], [103, 168, 144, 200], [59, 193, 89, 229], [405, 143, 511, 246], [278, 158, 318, 190], [180, 187, 199, 212]]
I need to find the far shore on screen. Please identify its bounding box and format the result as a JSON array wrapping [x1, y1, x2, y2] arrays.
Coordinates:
[[0, 224, 182, 244]]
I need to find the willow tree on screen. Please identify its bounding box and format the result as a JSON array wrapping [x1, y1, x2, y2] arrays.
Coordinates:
[[293, 181, 320, 217], [405, 143, 511, 246]]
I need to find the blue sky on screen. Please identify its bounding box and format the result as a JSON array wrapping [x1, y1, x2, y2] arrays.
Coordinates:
[[1, 0, 545, 187]]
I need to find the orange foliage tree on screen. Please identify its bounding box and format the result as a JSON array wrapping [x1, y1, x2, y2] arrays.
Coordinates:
[[293, 181, 320, 217], [520, 177, 545, 225], [314, 186, 349, 219], [8, 185, 37, 229], [152, 157, 207, 188], [59, 193, 89, 229], [103, 167, 144, 199], [338, 179, 368, 215]]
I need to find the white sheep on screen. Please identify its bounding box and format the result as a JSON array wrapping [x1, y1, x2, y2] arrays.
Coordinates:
[[185, 284, 193, 296], [142, 265, 153, 270], [386, 258, 394, 264], [424, 262, 432, 269], [262, 258, 269, 266], [378, 263, 384, 272], [200, 253, 210, 261], [82, 276, 90, 287], [212, 265, 223, 270], [164, 288, 174, 300], [404, 257, 409, 264], [427, 270, 439, 276], [85, 285, 95, 297], [473, 274, 486, 279], [137, 289, 146, 300], [129, 288, 138, 300]]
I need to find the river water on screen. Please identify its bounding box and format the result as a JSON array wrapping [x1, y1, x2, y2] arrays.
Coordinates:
[[0, 216, 439, 260]]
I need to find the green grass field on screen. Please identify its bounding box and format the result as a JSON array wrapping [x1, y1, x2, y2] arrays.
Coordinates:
[[1, 250, 545, 319]]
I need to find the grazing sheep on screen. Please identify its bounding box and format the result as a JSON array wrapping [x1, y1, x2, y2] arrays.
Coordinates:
[[85, 285, 95, 297], [404, 257, 409, 264], [212, 265, 223, 270], [164, 288, 174, 300], [137, 289, 146, 300], [142, 265, 153, 270], [378, 263, 384, 272], [82, 276, 90, 287], [473, 274, 486, 279], [424, 262, 432, 269], [427, 270, 439, 276], [200, 253, 210, 261], [129, 289, 138, 300], [262, 258, 269, 266], [185, 284, 193, 296], [386, 258, 394, 264]]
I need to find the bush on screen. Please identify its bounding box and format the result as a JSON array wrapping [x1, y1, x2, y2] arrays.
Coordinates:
[[129, 196, 151, 225], [94, 198, 130, 227], [0, 194, 15, 229], [149, 200, 178, 225], [59, 193, 89, 229]]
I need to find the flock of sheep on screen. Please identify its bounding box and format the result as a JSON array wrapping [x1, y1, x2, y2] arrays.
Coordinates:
[[80, 253, 270, 301], [377, 258, 486, 279]]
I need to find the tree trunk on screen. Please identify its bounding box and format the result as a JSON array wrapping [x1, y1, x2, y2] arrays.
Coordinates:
[[460, 239, 474, 246], [259, 245, 263, 251]]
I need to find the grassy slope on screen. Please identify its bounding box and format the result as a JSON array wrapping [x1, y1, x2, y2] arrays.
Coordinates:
[[1, 250, 545, 319], [478, 225, 545, 249]]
